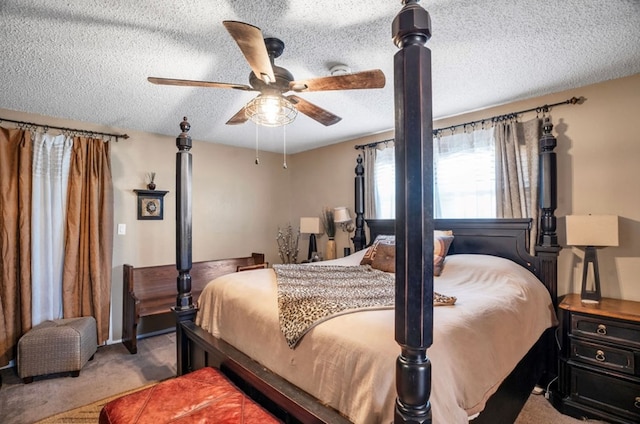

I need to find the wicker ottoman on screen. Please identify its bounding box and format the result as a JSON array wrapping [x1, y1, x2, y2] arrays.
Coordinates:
[[18, 316, 97, 383]]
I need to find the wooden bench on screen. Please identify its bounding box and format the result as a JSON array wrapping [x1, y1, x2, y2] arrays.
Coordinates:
[[122, 253, 265, 354]]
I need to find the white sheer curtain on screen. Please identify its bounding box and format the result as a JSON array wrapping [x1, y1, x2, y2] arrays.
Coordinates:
[[31, 132, 73, 325], [434, 128, 496, 218]]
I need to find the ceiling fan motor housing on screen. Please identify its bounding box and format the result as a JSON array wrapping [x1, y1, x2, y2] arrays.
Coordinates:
[[250, 64, 293, 92], [249, 37, 293, 92]]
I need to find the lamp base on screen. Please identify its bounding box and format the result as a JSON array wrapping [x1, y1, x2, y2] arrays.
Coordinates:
[[307, 234, 317, 260], [580, 246, 601, 303]]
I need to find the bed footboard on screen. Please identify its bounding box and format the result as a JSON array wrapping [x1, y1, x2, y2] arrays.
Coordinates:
[[179, 320, 352, 424], [177, 316, 552, 424]]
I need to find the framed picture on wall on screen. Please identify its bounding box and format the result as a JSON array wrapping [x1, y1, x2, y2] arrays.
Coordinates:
[[134, 189, 168, 220]]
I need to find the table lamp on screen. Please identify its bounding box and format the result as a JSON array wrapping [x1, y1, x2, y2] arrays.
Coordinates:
[[300, 217, 321, 260], [333, 207, 354, 231], [565, 215, 619, 303], [334, 207, 356, 256]]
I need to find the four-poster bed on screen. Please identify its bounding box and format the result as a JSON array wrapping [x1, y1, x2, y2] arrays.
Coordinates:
[[171, 1, 561, 423]]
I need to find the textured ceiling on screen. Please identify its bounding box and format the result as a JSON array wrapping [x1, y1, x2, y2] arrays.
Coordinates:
[[1, 1, 639, 153]]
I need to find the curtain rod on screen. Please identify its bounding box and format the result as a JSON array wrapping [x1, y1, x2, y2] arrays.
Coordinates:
[[354, 96, 583, 150], [0, 117, 130, 141]]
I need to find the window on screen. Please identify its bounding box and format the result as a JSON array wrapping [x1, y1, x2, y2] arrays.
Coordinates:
[[434, 128, 496, 218], [373, 147, 395, 218], [372, 128, 497, 219]]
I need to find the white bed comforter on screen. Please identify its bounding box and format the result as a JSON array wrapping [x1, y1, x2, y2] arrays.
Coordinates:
[[195, 252, 557, 424]]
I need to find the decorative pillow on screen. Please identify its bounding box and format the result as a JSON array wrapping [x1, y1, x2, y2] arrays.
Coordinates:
[[370, 243, 395, 273], [360, 235, 395, 266], [433, 234, 454, 276], [361, 232, 454, 275]]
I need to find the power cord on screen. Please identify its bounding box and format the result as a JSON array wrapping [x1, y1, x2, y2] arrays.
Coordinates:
[[533, 328, 562, 398], [542, 327, 562, 399], [545, 376, 558, 399]]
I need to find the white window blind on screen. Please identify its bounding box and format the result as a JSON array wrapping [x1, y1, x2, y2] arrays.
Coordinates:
[[373, 147, 395, 218]]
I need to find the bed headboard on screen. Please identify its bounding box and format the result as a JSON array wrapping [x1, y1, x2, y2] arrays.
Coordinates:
[[366, 218, 538, 275]]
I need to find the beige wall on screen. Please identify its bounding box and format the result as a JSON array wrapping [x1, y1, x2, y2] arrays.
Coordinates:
[[290, 73, 640, 301], [2, 73, 639, 344], [288, 131, 392, 258]]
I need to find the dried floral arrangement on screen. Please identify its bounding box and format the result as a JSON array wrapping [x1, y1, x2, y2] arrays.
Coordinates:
[[146, 172, 156, 190], [277, 224, 300, 264], [320, 207, 336, 239]]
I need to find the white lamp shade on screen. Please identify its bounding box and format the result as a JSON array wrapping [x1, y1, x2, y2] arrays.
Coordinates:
[[300, 217, 321, 234], [333, 207, 351, 223], [566, 215, 619, 247]]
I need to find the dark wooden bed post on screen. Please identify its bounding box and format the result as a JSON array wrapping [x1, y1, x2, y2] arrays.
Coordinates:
[[536, 116, 561, 300], [172, 117, 196, 376], [535, 116, 562, 387], [353, 154, 366, 251], [393, 1, 434, 423]]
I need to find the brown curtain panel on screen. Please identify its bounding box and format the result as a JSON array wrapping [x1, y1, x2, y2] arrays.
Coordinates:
[[62, 137, 113, 344], [0, 127, 32, 366]]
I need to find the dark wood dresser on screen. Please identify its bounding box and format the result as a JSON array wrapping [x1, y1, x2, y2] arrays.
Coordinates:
[[554, 293, 640, 423]]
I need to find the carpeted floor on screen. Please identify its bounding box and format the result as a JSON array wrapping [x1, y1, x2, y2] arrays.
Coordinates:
[[32, 387, 605, 424], [34, 384, 154, 424], [0, 332, 176, 424], [0, 331, 609, 424]]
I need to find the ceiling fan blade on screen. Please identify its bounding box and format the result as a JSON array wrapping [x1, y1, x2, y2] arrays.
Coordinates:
[[147, 77, 254, 91], [223, 21, 275, 85], [289, 69, 386, 92], [286, 95, 342, 126], [225, 106, 249, 125]]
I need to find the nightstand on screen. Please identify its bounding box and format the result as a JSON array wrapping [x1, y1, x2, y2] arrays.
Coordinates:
[[554, 293, 640, 423]]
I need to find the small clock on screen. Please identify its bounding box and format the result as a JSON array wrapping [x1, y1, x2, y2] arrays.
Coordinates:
[[134, 189, 168, 220], [142, 198, 160, 217]]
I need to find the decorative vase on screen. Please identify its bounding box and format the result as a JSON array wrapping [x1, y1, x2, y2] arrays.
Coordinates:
[[326, 238, 337, 260], [146, 172, 157, 190]]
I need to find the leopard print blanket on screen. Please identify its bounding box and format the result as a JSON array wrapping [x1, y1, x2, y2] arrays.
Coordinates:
[[274, 264, 394, 348], [274, 264, 458, 348]]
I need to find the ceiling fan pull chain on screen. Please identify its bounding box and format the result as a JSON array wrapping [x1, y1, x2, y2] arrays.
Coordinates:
[[282, 125, 288, 169], [255, 124, 260, 165]]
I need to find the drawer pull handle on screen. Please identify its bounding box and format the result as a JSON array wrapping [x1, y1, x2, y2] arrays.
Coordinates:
[[635, 397, 640, 409], [595, 350, 606, 362], [596, 324, 607, 335]]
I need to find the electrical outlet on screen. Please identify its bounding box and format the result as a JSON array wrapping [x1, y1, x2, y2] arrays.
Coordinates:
[[117, 223, 126, 235]]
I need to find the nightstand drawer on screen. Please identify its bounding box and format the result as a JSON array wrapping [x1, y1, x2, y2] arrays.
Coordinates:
[[571, 313, 640, 348], [570, 365, 640, 420], [570, 337, 636, 375]]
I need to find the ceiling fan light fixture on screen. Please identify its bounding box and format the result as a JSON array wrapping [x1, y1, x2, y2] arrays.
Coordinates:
[[245, 94, 297, 127]]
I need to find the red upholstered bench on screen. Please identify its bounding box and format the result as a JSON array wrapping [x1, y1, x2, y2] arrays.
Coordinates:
[[99, 367, 281, 423]]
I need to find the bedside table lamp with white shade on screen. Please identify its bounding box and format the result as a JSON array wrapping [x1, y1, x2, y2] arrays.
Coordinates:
[[565, 215, 619, 303], [300, 217, 321, 261]]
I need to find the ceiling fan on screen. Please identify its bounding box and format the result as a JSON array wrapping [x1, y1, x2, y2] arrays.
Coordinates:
[[148, 21, 386, 127]]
